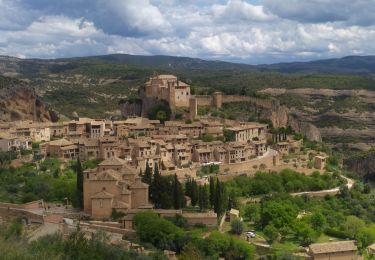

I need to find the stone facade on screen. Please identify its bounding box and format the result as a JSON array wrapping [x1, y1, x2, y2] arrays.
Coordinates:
[[83, 157, 151, 219], [144, 74, 191, 110]]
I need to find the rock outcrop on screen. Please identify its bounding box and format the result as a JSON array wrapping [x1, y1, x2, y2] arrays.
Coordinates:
[[288, 113, 322, 142], [0, 76, 58, 122], [343, 150, 375, 180]]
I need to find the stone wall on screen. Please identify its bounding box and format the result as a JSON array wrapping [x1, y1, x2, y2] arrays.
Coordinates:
[[0, 200, 44, 209], [0, 207, 44, 223], [195, 95, 213, 106], [218, 151, 279, 175]]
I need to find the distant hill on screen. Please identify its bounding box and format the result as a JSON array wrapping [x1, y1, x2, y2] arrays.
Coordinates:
[[92, 54, 375, 75], [91, 54, 257, 71], [1, 53, 375, 75], [0, 53, 375, 119], [259, 55, 375, 75]]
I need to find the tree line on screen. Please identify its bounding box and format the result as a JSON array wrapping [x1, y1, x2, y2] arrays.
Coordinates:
[[141, 161, 235, 216]]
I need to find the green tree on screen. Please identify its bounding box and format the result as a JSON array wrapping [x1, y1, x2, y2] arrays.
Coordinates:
[[156, 110, 167, 122], [342, 216, 365, 239], [142, 160, 152, 185], [191, 179, 198, 206], [214, 179, 226, 216], [294, 220, 317, 246], [179, 243, 204, 260], [209, 176, 215, 208], [309, 212, 326, 232], [133, 211, 183, 251], [198, 184, 209, 211], [230, 219, 244, 235], [173, 174, 183, 209], [264, 224, 278, 243], [260, 199, 298, 230], [223, 129, 235, 142], [76, 158, 84, 209]]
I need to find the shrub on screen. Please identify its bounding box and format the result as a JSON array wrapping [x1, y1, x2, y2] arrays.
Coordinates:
[[230, 219, 244, 235]]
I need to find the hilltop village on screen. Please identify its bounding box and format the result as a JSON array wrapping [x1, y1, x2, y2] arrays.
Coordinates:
[[1, 75, 371, 259]]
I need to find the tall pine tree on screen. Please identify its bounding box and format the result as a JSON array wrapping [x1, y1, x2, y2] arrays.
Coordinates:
[[202, 184, 209, 211], [209, 176, 215, 208], [173, 174, 183, 209], [76, 158, 84, 209], [214, 179, 221, 214], [142, 160, 152, 185], [191, 179, 198, 206]]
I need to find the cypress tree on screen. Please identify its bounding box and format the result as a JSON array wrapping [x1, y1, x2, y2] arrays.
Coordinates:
[[214, 180, 222, 216], [202, 184, 209, 210], [142, 160, 152, 185], [209, 176, 215, 208], [150, 163, 159, 205], [173, 174, 182, 209], [185, 178, 192, 197], [191, 179, 198, 206], [198, 186, 204, 211], [76, 158, 84, 209]]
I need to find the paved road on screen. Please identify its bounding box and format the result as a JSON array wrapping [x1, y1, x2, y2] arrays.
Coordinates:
[[241, 175, 355, 204], [291, 175, 354, 197]]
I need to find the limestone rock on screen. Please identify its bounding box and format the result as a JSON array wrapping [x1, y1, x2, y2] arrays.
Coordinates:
[[0, 76, 58, 122]]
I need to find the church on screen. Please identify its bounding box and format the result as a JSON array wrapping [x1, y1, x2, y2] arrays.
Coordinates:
[[83, 157, 152, 219]]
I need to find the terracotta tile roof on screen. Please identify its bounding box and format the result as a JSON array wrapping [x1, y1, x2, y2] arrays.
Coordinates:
[[48, 138, 73, 146], [95, 170, 121, 181], [112, 199, 129, 209], [309, 241, 357, 254], [99, 157, 126, 166]]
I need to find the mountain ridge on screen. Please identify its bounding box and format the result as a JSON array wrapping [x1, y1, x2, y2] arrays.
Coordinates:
[[1, 54, 375, 75]]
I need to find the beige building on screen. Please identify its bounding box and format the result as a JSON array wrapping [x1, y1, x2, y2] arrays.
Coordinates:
[[308, 241, 359, 260], [314, 155, 327, 170], [144, 74, 191, 109], [228, 123, 266, 143], [43, 138, 79, 159], [83, 157, 151, 219]]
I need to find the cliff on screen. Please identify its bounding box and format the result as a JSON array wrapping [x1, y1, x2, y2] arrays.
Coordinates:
[[0, 76, 58, 122], [343, 150, 375, 180], [268, 103, 322, 142]]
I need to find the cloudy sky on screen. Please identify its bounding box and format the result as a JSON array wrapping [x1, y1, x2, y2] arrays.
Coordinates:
[[0, 0, 375, 64]]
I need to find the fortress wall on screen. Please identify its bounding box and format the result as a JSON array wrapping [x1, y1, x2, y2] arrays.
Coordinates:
[[218, 153, 278, 175], [222, 95, 273, 109], [195, 95, 213, 106]]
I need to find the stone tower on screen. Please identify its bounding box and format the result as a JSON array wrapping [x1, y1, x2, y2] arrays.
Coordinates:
[[189, 97, 198, 119], [213, 92, 223, 109], [168, 81, 176, 111]]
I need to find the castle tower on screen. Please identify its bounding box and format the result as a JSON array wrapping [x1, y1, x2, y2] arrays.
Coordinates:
[[189, 97, 198, 119], [213, 92, 223, 109], [168, 81, 176, 111]]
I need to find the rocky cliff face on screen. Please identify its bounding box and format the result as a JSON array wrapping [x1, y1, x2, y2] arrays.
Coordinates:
[[268, 103, 322, 142], [344, 151, 375, 180], [0, 76, 58, 122], [269, 104, 289, 128]]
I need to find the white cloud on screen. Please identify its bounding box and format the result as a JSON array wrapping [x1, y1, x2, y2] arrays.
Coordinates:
[[212, 0, 275, 22], [0, 0, 375, 63], [98, 0, 171, 35]]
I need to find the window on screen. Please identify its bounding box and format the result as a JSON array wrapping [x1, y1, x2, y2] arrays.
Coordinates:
[[100, 199, 103, 208]]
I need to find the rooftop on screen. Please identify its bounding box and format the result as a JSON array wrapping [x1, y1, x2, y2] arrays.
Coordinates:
[[309, 241, 357, 254]]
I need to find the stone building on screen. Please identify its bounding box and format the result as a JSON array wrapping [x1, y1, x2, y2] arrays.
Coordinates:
[[144, 74, 191, 110], [308, 240, 359, 260], [83, 157, 151, 219]]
